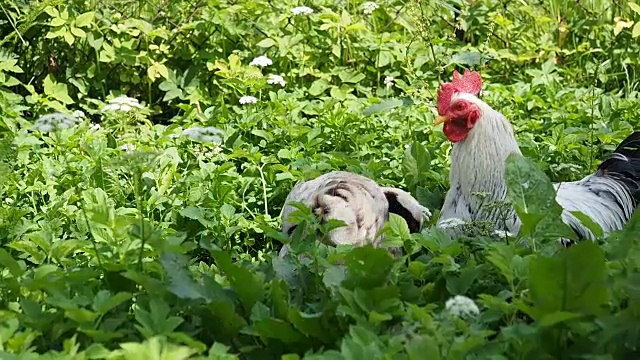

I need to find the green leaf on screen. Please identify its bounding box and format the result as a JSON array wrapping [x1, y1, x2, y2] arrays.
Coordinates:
[[528, 241, 608, 319], [256, 38, 276, 48], [0, 249, 24, 277], [406, 335, 441, 360], [92, 290, 133, 314], [362, 99, 404, 116], [633, 22, 640, 37], [630, 2, 640, 14], [75, 11, 95, 27], [569, 210, 604, 238], [210, 250, 264, 313], [160, 252, 212, 302], [505, 154, 576, 240], [338, 70, 366, 83], [538, 311, 583, 327], [342, 245, 394, 290], [42, 74, 74, 104]]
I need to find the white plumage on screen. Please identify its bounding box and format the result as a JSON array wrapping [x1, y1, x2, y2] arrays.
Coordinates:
[[280, 171, 430, 256], [435, 72, 640, 241]]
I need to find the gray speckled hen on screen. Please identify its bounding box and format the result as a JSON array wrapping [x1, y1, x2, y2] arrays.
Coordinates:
[[279, 171, 430, 257], [434, 68, 640, 241]]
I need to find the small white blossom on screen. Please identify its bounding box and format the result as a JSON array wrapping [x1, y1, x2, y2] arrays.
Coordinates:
[[181, 126, 224, 144], [119, 144, 136, 152], [32, 112, 81, 132], [101, 95, 144, 113], [384, 75, 394, 88], [72, 110, 85, 120], [89, 123, 101, 131], [249, 55, 273, 67], [446, 295, 480, 317], [438, 217, 466, 229], [291, 6, 314, 15], [363, 2, 379, 14], [239, 96, 258, 105], [267, 74, 286, 87], [493, 230, 514, 238]]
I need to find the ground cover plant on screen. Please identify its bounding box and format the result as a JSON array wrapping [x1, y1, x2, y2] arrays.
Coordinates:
[[2, 0, 640, 358]]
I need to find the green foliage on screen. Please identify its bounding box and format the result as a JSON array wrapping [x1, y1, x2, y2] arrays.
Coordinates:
[[1, 0, 640, 358]]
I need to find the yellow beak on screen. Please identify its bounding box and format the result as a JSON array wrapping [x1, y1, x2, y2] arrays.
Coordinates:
[[434, 115, 448, 126]]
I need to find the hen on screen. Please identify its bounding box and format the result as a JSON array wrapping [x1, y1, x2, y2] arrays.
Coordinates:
[[280, 171, 429, 257], [434, 69, 640, 241]]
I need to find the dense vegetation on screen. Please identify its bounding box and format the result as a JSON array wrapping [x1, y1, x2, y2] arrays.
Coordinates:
[[2, 0, 640, 358]]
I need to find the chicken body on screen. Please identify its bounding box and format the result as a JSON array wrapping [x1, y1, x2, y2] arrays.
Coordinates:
[[280, 171, 429, 256], [437, 82, 640, 241]]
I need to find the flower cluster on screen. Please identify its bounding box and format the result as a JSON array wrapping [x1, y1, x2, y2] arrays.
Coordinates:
[[239, 96, 258, 105], [493, 229, 514, 238], [363, 2, 379, 14], [445, 295, 480, 317], [250, 56, 273, 67], [181, 126, 224, 144], [438, 217, 466, 229], [291, 6, 313, 15], [101, 96, 144, 113], [32, 112, 81, 132], [267, 74, 286, 87], [384, 75, 394, 88]]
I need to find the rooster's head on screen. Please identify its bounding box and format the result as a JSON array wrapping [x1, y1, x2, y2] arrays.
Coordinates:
[[434, 69, 483, 143]]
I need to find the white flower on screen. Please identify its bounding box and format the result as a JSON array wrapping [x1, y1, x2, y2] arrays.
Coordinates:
[[239, 96, 258, 105], [72, 110, 85, 120], [89, 123, 101, 131], [32, 112, 81, 132], [4, 198, 14, 204], [267, 74, 286, 87], [493, 230, 514, 238], [438, 217, 466, 229], [101, 95, 144, 113], [384, 75, 394, 88], [249, 55, 273, 67], [291, 6, 313, 15], [445, 295, 480, 317], [119, 144, 136, 152], [181, 126, 224, 144], [363, 2, 379, 14]]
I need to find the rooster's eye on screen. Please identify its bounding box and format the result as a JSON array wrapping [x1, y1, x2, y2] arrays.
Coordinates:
[[453, 102, 465, 111]]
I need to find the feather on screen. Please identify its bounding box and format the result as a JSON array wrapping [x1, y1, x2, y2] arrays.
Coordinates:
[[280, 171, 430, 257]]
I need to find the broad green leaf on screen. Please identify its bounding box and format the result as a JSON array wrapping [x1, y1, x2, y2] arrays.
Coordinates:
[[406, 335, 440, 360], [0, 248, 24, 277], [362, 99, 404, 116], [505, 154, 576, 240], [160, 252, 212, 302], [210, 250, 264, 313], [342, 245, 394, 290], [629, 2, 640, 14], [633, 22, 640, 37], [256, 38, 276, 48], [538, 311, 583, 327], [42, 74, 74, 104], [569, 210, 604, 238], [528, 241, 608, 318], [75, 11, 95, 27]]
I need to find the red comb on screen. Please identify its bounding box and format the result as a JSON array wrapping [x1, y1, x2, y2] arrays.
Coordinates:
[[437, 69, 483, 115]]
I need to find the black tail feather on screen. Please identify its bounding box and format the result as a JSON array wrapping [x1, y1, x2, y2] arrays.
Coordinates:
[[596, 131, 640, 202]]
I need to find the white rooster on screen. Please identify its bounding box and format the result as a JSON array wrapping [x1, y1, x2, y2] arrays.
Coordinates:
[[433, 69, 640, 241], [280, 171, 430, 257]]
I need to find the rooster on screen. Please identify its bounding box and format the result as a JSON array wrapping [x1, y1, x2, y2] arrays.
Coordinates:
[[433, 69, 640, 241], [280, 171, 430, 257]]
